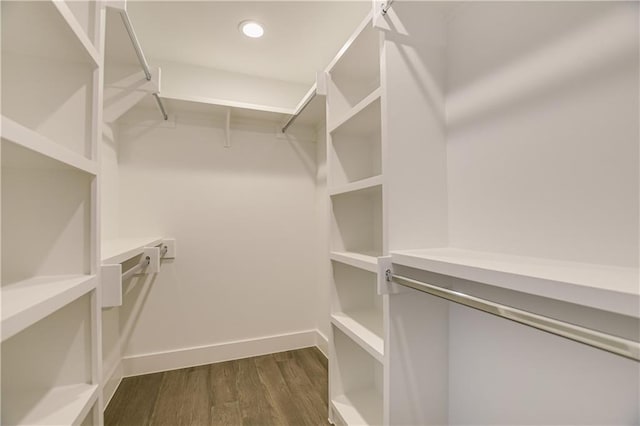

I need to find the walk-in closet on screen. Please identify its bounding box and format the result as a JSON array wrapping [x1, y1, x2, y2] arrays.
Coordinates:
[[1, 1, 639, 425]]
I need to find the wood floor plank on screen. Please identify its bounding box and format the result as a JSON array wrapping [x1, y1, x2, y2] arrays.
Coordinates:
[[272, 350, 294, 362], [148, 366, 210, 426], [210, 400, 243, 426], [277, 355, 330, 425], [294, 348, 329, 407], [105, 347, 328, 426], [104, 372, 164, 426], [254, 354, 307, 425], [209, 360, 239, 405], [236, 356, 280, 425]]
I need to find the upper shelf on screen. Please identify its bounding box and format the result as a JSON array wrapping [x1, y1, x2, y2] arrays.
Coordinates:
[[325, 12, 380, 122], [1, 0, 100, 67], [391, 247, 640, 318], [102, 237, 164, 264], [1, 116, 98, 175]]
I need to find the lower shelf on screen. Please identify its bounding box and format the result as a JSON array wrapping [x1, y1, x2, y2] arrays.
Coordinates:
[[1, 275, 97, 341], [331, 311, 383, 362], [332, 388, 383, 426], [2, 383, 98, 425], [330, 251, 378, 273]]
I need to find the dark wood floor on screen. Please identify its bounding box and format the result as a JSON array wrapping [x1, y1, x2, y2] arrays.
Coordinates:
[[105, 347, 330, 426]]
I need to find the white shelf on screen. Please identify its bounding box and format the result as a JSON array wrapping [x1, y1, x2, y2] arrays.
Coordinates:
[[2, 0, 100, 67], [332, 311, 383, 362], [1, 275, 97, 342], [329, 87, 382, 134], [3, 383, 98, 425], [1, 116, 98, 175], [283, 83, 327, 129], [330, 252, 379, 273], [332, 388, 383, 426], [102, 237, 163, 264], [391, 248, 640, 317], [330, 175, 383, 197]]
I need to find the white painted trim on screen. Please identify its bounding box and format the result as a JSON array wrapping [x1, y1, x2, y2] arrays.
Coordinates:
[[315, 329, 329, 358], [103, 361, 124, 409], [122, 329, 318, 377]]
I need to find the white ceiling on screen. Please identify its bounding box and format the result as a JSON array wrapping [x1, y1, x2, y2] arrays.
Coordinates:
[[125, 1, 371, 85]]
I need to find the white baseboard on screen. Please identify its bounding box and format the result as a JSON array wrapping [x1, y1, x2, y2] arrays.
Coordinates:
[[315, 329, 329, 358], [122, 329, 319, 377], [103, 361, 124, 409]]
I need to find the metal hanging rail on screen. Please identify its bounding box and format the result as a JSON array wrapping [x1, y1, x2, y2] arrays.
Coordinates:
[[388, 272, 640, 362], [282, 89, 317, 133], [118, 10, 168, 121], [122, 256, 150, 281]]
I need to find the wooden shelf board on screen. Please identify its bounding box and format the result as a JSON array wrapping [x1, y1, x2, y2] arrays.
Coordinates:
[[332, 311, 384, 362], [2, 383, 98, 425], [329, 87, 382, 134], [102, 237, 163, 264], [2, 0, 100, 67], [330, 251, 379, 273], [391, 247, 640, 317], [331, 388, 383, 426], [329, 175, 383, 197], [1, 116, 98, 175], [1, 275, 97, 342]]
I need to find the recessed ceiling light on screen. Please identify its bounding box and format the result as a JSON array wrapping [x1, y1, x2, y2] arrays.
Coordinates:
[[239, 20, 264, 38]]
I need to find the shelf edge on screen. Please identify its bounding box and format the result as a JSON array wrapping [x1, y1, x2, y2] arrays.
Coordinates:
[[2, 275, 98, 342], [1, 116, 98, 175], [331, 313, 384, 363], [328, 87, 382, 134]]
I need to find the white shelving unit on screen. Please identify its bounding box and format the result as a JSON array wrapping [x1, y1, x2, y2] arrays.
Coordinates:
[[1, 0, 104, 424], [331, 262, 383, 362], [391, 248, 640, 318], [330, 327, 383, 426], [378, 2, 640, 425], [326, 11, 386, 425]]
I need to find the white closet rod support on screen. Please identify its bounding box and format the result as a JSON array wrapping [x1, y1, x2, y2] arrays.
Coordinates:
[[389, 272, 640, 362], [281, 90, 317, 133], [118, 9, 168, 121], [381, 0, 395, 15], [122, 256, 150, 281]]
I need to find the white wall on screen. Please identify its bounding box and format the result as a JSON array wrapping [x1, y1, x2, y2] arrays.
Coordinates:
[[109, 108, 319, 374], [446, 1, 639, 267]]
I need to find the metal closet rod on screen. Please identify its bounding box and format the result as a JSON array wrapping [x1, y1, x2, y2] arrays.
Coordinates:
[[119, 10, 168, 121], [122, 256, 150, 281], [282, 90, 317, 133], [389, 272, 640, 362]]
